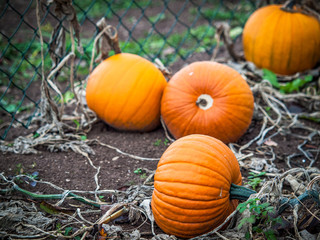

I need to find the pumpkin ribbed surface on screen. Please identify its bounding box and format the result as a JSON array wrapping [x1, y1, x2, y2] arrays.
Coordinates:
[[151, 134, 242, 238], [86, 53, 167, 131], [161, 61, 254, 144], [243, 4, 320, 75]]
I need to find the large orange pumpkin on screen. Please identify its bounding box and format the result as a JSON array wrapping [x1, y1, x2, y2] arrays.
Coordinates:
[[243, 4, 320, 75], [161, 61, 254, 144], [151, 134, 244, 238], [86, 53, 167, 131]]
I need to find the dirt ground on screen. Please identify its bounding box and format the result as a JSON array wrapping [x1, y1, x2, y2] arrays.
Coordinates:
[[1, 98, 319, 239], [2, 107, 319, 191]]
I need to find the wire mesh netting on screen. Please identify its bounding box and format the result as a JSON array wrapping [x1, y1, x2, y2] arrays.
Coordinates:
[[0, 0, 258, 140]]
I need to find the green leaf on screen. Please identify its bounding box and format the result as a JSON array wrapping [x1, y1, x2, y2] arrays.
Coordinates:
[[262, 210, 268, 217], [260, 202, 270, 208], [248, 177, 262, 190], [253, 226, 263, 233], [237, 202, 248, 213], [248, 202, 258, 211], [263, 69, 280, 88], [248, 171, 266, 179], [299, 115, 320, 123], [265, 106, 271, 112], [154, 139, 162, 146], [238, 215, 256, 229], [80, 135, 87, 141], [73, 120, 80, 130], [64, 226, 73, 236], [265, 206, 275, 212], [237, 218, 246, 229], [63, 91, 74, 103], [264, 229, 277, 240], [254, 206, 262, 214], [134, 168, 143, 174], [33, 132, 40, 139], [274, 216, 283, 224], [247, 215, 257, 223], [40, 201, 74, 215], [279, 75, 313, 93], [6, 103, 17, 113], [229, 26, 243, 39], [56, 222, 62, 231], [140, 173, 147, 179]]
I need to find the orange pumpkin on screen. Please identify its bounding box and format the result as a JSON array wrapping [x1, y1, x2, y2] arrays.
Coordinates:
[[161, 61, 254, 144], [86, 53, 167, 131], [151, 134, 243, 238], [243, 4, 320, 75]]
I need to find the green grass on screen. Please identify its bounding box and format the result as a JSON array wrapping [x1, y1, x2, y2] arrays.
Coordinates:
[[119, 23, 242, 65], [75, 0, 154, 19], [189, 0, 253, 26], [120, 24, 216, 62], [148, 12, 167, 23], [0, 35, 51, 88]]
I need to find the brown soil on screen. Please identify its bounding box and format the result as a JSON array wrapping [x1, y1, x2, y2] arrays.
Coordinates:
[[1, 108, 319, 239]]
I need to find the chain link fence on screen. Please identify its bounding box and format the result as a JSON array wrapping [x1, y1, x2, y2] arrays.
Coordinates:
[[0, 0, 263, 140]]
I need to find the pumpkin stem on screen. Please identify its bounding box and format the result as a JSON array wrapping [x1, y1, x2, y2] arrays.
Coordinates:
[[196, 94, 214, 110], [281, 0, 302, 12], [229, 183, 256, 201], [96, 18, 121, 58], [196, 98, 208, 107], [282, 0, 297, 10]]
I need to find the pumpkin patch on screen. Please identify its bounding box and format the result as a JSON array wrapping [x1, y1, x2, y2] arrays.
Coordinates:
[[151, 134, 243, 238], [3, 1, 320, 240], [242, 4, 320, 75], [161, 61, 254, 144], [86, 53, 167, 132]]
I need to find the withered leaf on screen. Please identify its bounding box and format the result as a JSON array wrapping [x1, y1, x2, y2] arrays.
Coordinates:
[[40, 201, 75, 215]]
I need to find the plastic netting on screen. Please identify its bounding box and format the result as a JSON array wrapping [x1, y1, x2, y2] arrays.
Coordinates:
[[0, 0, 259, 140]]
